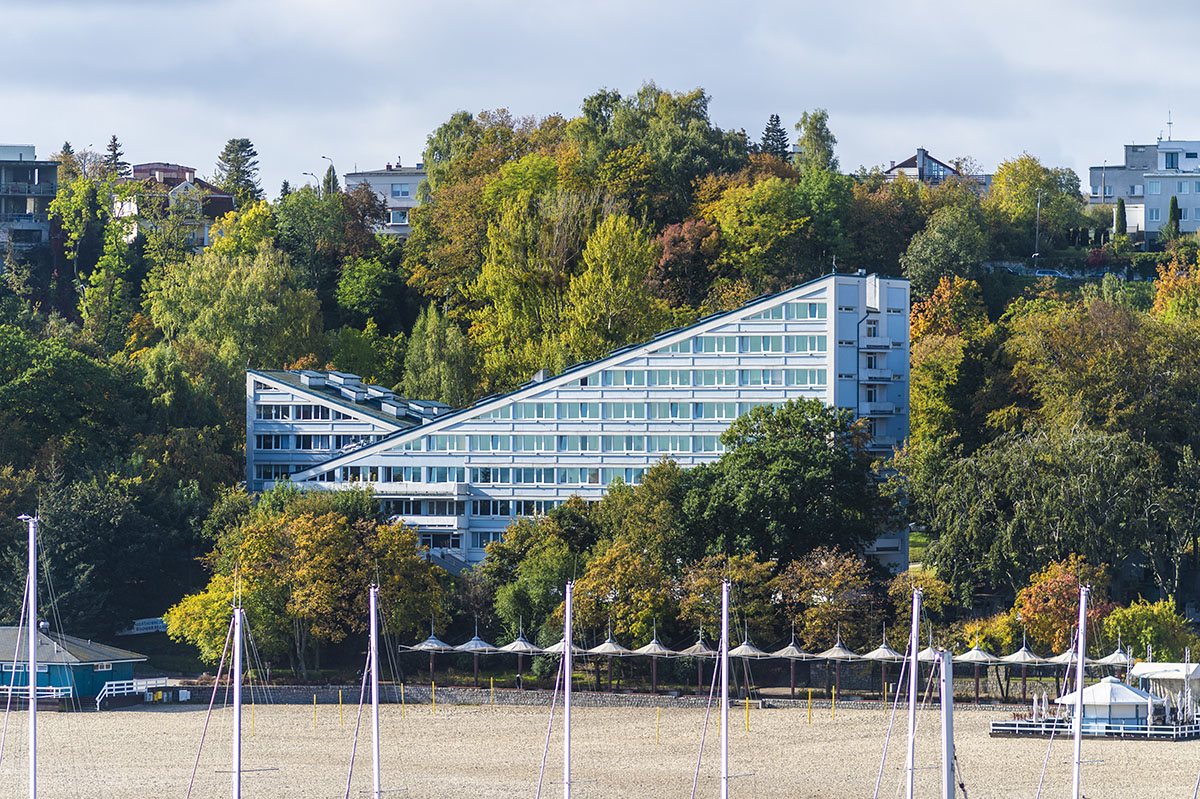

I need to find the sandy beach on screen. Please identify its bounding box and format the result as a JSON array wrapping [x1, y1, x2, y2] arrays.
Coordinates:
[[0, 701, 1196, 798]]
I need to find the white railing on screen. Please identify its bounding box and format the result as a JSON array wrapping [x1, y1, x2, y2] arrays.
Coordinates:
[[95, 677, 169, 710], [991, 718, 1200, 740], [0, 685, 72, 699]]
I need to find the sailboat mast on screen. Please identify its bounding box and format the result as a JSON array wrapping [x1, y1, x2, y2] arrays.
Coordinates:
[[720, 579, 729, 799], [563, 581, 573, 799], [1071, 586, 1089, 799], [370, 584, 381, 799], [906, 588, 922, 799], [939, 649, 955, 799], [232, 606, 243, 799], [22, 514, 37, 799]]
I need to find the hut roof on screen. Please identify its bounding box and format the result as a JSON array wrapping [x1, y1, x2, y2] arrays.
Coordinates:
[[633, 637, 675, 657], [497, 635, 542, 655], [954, 645, 999, 665], [677, 637, 716, 658], [0, 628, 146, 666], [772, 639, 816, 660], [1001, 646, 1045, 665], [729, 639, 771, 659], [407, 633, 455, 653], [587, 637, 633, 657], [455, 635, 498, 654], [817, 641, 860, 661], [1055, 676, 1157, 707]]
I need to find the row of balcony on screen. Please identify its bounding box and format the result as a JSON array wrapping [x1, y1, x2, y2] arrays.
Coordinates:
[[0, 184, 57, 196]]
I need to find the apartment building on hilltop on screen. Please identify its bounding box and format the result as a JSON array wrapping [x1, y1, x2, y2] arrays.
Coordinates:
[[245, 272, 911, 572], [0, 145, 57, 252], [344, 160, 426, 237]]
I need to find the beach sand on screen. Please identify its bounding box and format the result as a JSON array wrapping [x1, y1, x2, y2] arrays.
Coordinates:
[[0, 701, 1196, 798]]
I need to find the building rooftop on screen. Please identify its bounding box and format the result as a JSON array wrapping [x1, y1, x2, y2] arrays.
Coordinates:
[[0, 628, 146, 666], [251, 369, 449, 428]]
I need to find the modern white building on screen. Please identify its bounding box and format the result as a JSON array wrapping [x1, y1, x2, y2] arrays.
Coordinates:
[[1087, 139, 1200, 239], [0, 145, 57, 252], [245, 272, 910, 571], [344, 160, 426, 237]]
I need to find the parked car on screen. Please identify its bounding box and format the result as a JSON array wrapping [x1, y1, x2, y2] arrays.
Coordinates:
[[1034, 269, 1070, 279]]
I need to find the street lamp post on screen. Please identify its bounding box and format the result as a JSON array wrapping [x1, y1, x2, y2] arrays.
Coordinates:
[[1033, 189, 1043, 269]]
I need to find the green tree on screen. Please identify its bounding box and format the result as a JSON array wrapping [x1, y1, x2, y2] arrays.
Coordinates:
[[102, 135, 130, 179], [336, 256, 403, 327], [559, 213, 668, 362], [328, 318, 406, 388], [400, 304, 474, 405], [793, 109, 838, 173], [214, 138, 263, 208], [321, 164, 340, 197], [1115, 198, 1127, 236], [79, 221, 142, 353], [1161, 195, 1182, 241], [206, 201, 278, 259], [900, 205, 987, 298], [146, 241, 324, 369], [1103, 597, 1200, 662], [985, 153, 1084, 254], [681, 399, 885, 564], [572, 536, 675, 644], [760, 114, 791, 160], [678, 553, 776, 643], [777, 546, 879, 650]]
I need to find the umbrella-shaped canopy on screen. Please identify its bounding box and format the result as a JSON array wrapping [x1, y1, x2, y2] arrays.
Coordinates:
[[543, 638, 588, 656], [917, 645, 941, 663], [1001, 645, 1046, 665], [677, 636, 717, 658], [456, 634, 498, 654], [1054, 675, 1158, 707], [1095, 647, 1134, 667], [862, 641, 905, 663], [588, 636, 634, 657], [1047, 649, 1094, 665], [498, 634, 542, 655], [818, 640, 860, 661], [633, 637, 676, 657], [408, 633, 456, 653], [729, 638, 772, 659], [772, 639, 817, 660], [954, 645, 1000, 665]]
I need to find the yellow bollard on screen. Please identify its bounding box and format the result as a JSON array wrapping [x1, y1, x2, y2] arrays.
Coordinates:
[[490, 676, 494, 710], [432, 681, 436, 715], [808, 688, 812, 724], [401, 682, 406, 718], [656, 707, 661, 744], [339, 689, 343, 726], [313, 694, 317, 729], [745, 695, 750, 732], [832, 687, 836, 721]]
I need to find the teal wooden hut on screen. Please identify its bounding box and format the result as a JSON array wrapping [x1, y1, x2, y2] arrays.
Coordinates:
[[0, 627, 146, 698]]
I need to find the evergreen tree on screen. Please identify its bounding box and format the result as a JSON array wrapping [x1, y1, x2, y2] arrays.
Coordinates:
[[321, 164, 340, 197], [279, 179, 292, 199], [760, 114, 790, 160], [102, 135, 130, 179], [214, 138, 264, 208], [1162, 195, 1182, 241], [1115, 198, 1127, 236]]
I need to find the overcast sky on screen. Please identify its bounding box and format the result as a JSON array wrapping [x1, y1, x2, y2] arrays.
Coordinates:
[[8, 0, 1199, 196]]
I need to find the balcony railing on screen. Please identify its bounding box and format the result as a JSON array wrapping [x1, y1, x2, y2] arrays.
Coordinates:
[[0, 213, 50, 224], [861, 336, 892, 349], [859, 401, 895, 416], [861, 368, 893, 382], [0, 183, 57, 196]]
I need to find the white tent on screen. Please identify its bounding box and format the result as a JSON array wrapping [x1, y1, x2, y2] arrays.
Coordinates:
[[1129, 662, 1200, 699], [1055, 675, 1160, 729]]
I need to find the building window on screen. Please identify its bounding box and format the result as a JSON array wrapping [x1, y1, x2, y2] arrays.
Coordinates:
[[865, 319, 880, 337], [1148, 208, 1161, 222], [1090, 185, 1098, 196], [1181, 208, 1190, 221], [1165, 152, 1180, 169], [294, 405, 330, 420], [1188, 152, 1198, 159], [1149, 181, 1161, 195], [389, 210, 409, 225], [1179, 182, 1191, 195], [786, 302, 827, 319], [1132, 184, 1143, 196], [391, 183, 410, 198], [94, 662, 112, 672], [295, 434, 330, 450], [256, 404, 290, 420], [255, 434, 287, 450], [694, 336, 737, 354], [1104, 186, 1113, 197]]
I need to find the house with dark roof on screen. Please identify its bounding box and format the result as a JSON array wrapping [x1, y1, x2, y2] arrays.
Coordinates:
[[245, 272, 912, 572], [0, 627, 146, 699], [115, 163, 237, 249], [884, 148, 992, 192]]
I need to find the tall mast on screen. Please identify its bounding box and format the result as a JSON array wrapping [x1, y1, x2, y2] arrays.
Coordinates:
[[1071, 586, 1089, 799], [939, 649, 955, 799], [720, 579, 729, 799], [232, 606, 243, 799], [906, 588, 922, 799], [563, 581, 573, 799], [370, 584, 381, 799], [20, 514, 37, 799]]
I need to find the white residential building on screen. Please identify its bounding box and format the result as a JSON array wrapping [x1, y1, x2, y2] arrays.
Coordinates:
[[344, 160, 425, 237], [245, 272, 911, 571], [0, 145, 57, 252], [1088, 139, 1200, 239]]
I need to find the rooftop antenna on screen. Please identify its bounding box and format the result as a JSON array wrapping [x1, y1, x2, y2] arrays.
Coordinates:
[[1168, 108, 1173, 141]]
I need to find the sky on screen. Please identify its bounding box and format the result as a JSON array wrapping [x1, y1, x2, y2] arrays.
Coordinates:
[[7, 0, 1200, 196]]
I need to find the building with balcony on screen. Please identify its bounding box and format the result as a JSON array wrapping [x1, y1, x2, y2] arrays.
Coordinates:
[[344, 160, 425, 237], [0, 145, 57, 252], [245, 272, 911, 571], [883, 148, 992, 192]]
